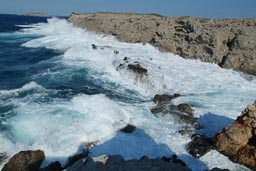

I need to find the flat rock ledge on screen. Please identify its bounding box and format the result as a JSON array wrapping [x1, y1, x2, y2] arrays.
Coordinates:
[[68, 12, 256, 75]]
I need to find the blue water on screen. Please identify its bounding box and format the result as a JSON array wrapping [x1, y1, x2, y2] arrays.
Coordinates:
[[0, 14, 255, 171]]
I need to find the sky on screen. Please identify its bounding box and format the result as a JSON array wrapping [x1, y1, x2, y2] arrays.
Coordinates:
[[0, 0, 256, 18]]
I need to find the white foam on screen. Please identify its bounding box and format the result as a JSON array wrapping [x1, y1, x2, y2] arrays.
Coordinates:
[[1, 18, 256, 171]]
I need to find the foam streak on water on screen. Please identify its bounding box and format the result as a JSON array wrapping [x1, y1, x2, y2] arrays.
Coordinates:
[[1, 18, 255, 171]]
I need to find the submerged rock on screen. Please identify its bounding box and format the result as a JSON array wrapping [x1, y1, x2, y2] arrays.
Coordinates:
[[127, 63, 147, 75], [91, 44, 97, 49], [120, 124, 136, 133], [214, 104, 256, 170], [187, 134, 213, 158], [65, 155, 191, 171], [2, 150, 45, 171]]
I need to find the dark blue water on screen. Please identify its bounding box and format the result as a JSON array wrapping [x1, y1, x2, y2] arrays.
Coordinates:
[[0, 14, 140, 101]]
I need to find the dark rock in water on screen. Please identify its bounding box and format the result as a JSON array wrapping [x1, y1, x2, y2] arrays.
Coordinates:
[[120, 124, 136, 133], [171, 112, 196, 125], [2, 150, 45, 171], [127, 63, 147, 74], [178, 126, 193, 136], [91, 44, 97, 49], [214, 104, 256, 170], [187, 134, 213, 158], [153, 93, 181, 104], [204, 168, 230, 171], [65, 155, 192, 171], [0, 152, 7, 164], [39, 161, 62, 171], [123, 56, 128, 61], [113, 50, 119, 55], [177, 103, 193, 116], [64, 151, 89, 169]]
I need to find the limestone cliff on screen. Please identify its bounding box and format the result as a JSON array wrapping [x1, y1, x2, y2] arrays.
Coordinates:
[[68, 12, 256, 75]]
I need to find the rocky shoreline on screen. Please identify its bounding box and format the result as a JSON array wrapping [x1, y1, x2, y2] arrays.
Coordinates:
[[68, 12, 256, 76]]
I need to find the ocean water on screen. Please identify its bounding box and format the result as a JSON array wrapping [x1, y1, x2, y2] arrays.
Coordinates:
[[0, 14, 255, 171]]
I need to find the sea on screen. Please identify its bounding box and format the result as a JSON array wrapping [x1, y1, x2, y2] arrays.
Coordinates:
[[0, 14, 255, 171]]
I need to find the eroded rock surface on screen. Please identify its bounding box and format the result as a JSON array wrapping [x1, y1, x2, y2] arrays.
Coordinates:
[[2, 150, 45, 171], [68, 12, 256, 75], [214, 104, 256, 170]]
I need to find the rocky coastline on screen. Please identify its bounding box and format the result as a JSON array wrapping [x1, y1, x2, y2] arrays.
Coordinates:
[[68, 12, 256, 76], [20, 13, 48, 17]]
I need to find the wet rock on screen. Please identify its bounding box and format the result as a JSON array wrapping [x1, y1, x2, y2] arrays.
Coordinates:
[[91, 44, 97, 49], [64, 151, 89, 169], [120, 124, 136, 133], [178, 126, 193, 136], [127, 63, 147, 75], [187, 134, 213, 158], [123, 56, 128, 61], [2, 150, 45, 171], [153, 93, 181, 104], [65, 155, 192, 171], [214, 104, 256, 170], [39, 161, 62, 171], [178, 103, 193, 115]]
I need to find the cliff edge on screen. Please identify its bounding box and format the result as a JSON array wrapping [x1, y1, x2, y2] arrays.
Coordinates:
[[68, 12, 256, 75]]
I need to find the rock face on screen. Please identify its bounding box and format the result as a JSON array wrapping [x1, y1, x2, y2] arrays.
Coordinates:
[[2, 150, 45, 171], [68, 12, 256, 75], [66, 155, 191, 171], [214, 104, 256, 170]]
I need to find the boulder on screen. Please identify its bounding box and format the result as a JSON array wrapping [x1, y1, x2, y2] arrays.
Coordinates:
[[214, 104, 256, 170], [187, 134, 213, 158], [153, 94, 181, 104], [204, 168, 230, 171], [2, 150, 45, 171], [178, 103, 193, 116], [64, 151, 89, 169]]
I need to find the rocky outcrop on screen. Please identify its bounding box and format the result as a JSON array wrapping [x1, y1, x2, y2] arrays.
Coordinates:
[[65, 155, 191, 171], [0, 153, 7, 165], [68, 12, 256, 75], [187, 134, 213, 158], [21, 13, 48, 17], [214, 104, 256, 170], [151, 94, 196, 125], [2, 150, 45, 171]]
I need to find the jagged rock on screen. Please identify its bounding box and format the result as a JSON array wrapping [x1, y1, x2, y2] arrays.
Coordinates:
[[120, 124, 136, 133], [127, 63, 147, 75], [2, 150, 45, 171], [39, 161, 62, 171], [187, 134, 213, 158], [178, 103, 193, 116], [64, 151, 89, 169], [214, 104, 256, 170], [65, 155, 192, 171], [68, 13, 256, 75], [153, 93, 181, 104]]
